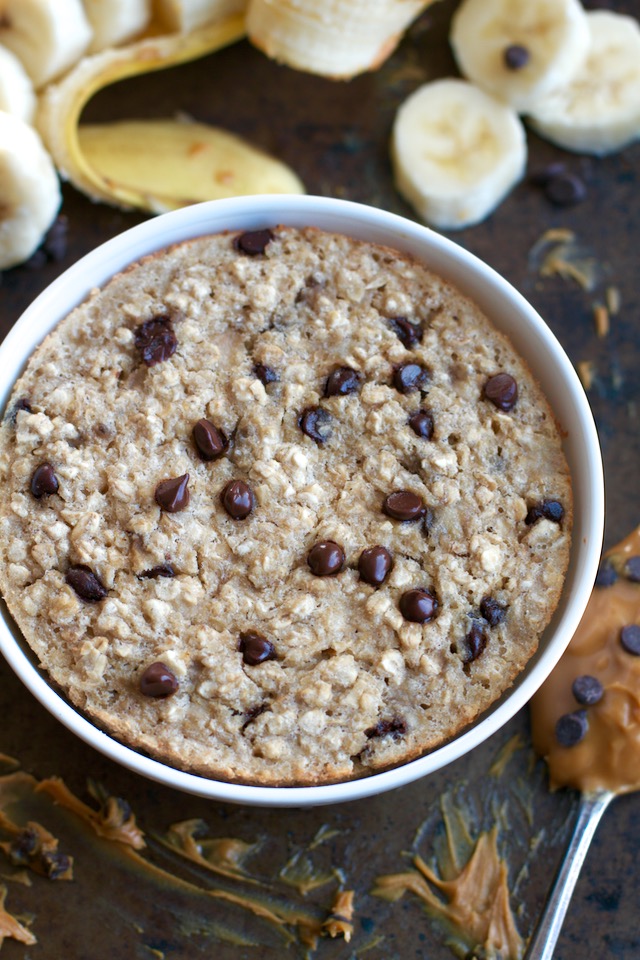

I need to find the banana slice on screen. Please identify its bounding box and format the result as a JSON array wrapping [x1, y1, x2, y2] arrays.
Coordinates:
[[0, 111, 61, 269], [0, 0, 92, 89], [0, 45, 36, 123], [450, 0, 589, 113], [37, 16, 304, 212], [246, 0, 433, 79], [78, 119, 303, 211], [84, 0, 152, 53], [154, 0, 248, 33], [391, 78, 526, 231], [527, 11, 640, 156]]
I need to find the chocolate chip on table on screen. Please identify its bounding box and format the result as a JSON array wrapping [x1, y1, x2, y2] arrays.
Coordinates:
[[388, 316, 423, 348], [192, 418, 228, 461], [155, 473, 190, 513], [393, 362, 429, 394], [139, 661, 179, 698], [408, 409, 434, 440], [324, 366, 361, 397], [480, 596, 507, 627], [358, 546, 393, 586], [43, 214, 69, 262], [545, 172, 587, 207], [383, 490, 425, 522], [138, 563, 175, 579], [624, 556, 640, 582], [525, 499, 564, 525], [503, 44, 530, 70], [66, 565, 107, 602], [254, 363, 279, 385], [529, 162, 567, 187], [41, 850, 72, 880], [399, 588, 438, 623], [30, 463, 59, 499], [134, 316, 177, 367], [299, 406, 332, 444], [555, 710, 588, 747], [595, 560, 618, 587], [462, 622, 488, 663], [221, 479, 254, 520], [235, 229, 274, 255], [620, 624, 640, 656], [239, 631, 276, 665], [572, 674, 604, 706], [308, 540, 345, 576], [483, 373, 518, 412], [364, 718, 406, 739]]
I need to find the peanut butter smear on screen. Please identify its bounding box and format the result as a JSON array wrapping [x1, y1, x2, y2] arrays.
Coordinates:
[[531, 524, 640, 794], [373, 826, 524, 960]]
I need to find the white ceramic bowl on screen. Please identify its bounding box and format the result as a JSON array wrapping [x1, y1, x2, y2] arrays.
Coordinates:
[[0, 196, 604, 807]]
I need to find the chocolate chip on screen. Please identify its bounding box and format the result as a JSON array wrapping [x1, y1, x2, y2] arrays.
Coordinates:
[[393, 362, 429, 394], [399, 588, 438, 623], [239, 631, 276, 666], [572, 674, 604, 706], [503, 44, 530, 70], [525, 499, 565, 525], [66, 565, 107, 602], [41, 850, 72, 880], [299, 406, 332, 444], [555, 710, 588, 747], [480, 596, 507, 627], [358, 546, 392, 586], [7, 397, 32, 422], [192, 418, 228, 461], [308, 540, 345, 576], [155, 473, 190, 513], [624, 556, 640, 582], [43, 215, 69, 262], [365, 718, 406, 739], [134, 316, 177, 367], [545, 173, 587, 207], [462, 622, 488, 663], [254, 363, 279, 385], [595, 560, 618, 587], [30, 463, 59, 499], [221, 479, 254, 520], [241, 702, 269, 732], [235, 229, 274, 255], [620, 624, 640, 656], [388, 316, 422, 348], [483, 373, 518, 412], [324, 366, 361, 397], [138, 563, 175, 579], [383, 490, 425, 522], [8, 828, 39, 865], [530, 162, 567, 187], [408, 409, 434, 440], [139, 661, 179, 698]]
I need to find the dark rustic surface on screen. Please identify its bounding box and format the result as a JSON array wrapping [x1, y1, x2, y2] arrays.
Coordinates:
[[0, 1, 638, 957]]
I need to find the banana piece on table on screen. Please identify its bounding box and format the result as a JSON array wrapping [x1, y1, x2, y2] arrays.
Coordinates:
[[0, 0, 92, 89], [83, 0, 152, 53], [0, 45, 36, 123], [450, 0, 589, 114], [0, 111, 61, 269], [527, 11, 640, 156], [246, 0, 435, 79], [37, 15, 303, 212], [154, 0, 248, 34], [391, 78, 527, 231]]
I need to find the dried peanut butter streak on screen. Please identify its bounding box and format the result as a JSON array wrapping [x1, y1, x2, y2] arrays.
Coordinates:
[[531, 524, 640, 795]]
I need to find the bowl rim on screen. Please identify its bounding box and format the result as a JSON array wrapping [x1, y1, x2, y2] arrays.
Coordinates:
[[0, 195, 604, 807]]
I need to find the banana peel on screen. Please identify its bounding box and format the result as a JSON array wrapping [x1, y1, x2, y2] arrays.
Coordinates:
[[37, 14, 304, 212]]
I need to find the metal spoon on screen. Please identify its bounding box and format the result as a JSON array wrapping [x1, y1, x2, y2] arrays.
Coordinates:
[[525, 789, 615, 960]]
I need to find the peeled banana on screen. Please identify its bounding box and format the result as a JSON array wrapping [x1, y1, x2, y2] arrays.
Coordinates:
[[391, 78, 527, 230], [83, 0, 152, 53], [0, 45, 36, 123], [246, 0, 435, 79], [0, 111, 61, 269], [527, 11, 640, 156], [0, 0, 92, 89], [155, 0, 248, 34]]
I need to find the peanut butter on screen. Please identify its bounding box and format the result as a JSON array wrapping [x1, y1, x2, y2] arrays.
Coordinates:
[[531, 525, 640, 793]]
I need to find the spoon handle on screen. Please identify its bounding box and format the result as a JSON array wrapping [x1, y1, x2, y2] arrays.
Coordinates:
[[525, 789, 614, 960]]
